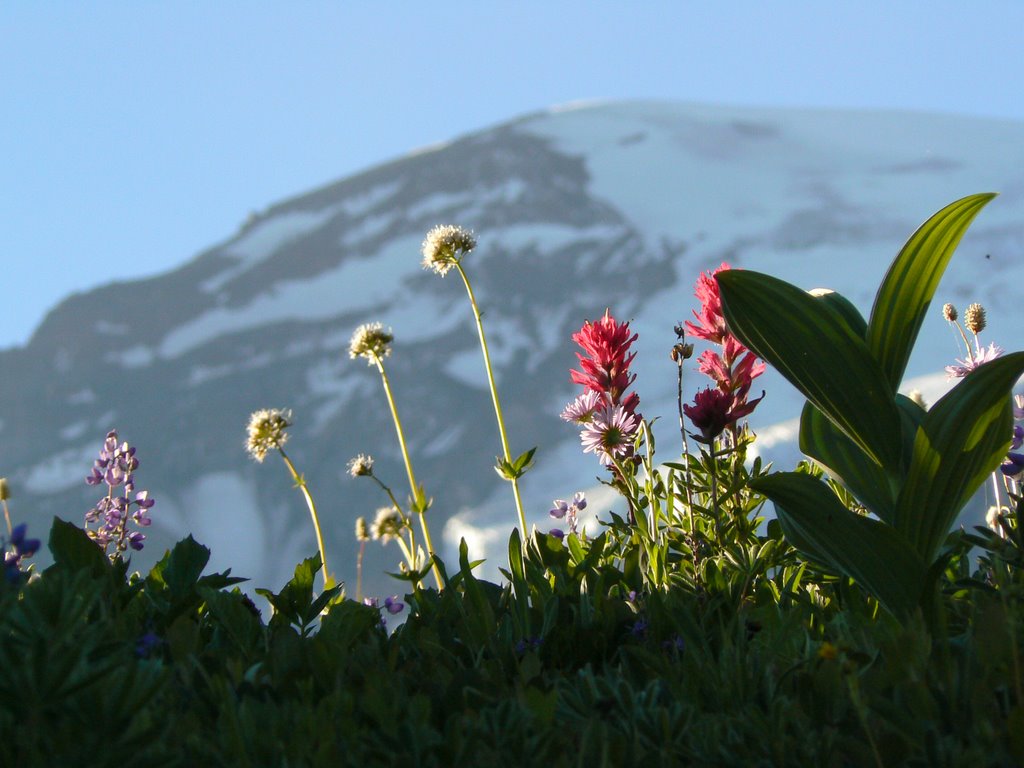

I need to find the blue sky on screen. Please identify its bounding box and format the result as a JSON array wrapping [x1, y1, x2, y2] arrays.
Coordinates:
[[3, 2, 1023, 349]]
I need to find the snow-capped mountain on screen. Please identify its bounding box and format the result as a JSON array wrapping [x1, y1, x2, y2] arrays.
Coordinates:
[[4, 100, 1023, 596]]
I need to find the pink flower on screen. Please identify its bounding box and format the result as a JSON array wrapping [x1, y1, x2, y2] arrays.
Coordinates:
[[945, 342, 1004, 379], [560, 390, 605, 424], [580, 405, 639, 465], [684, 263, 731, 344], [570, 310, 640, 416], [683, 386, 765, 443]]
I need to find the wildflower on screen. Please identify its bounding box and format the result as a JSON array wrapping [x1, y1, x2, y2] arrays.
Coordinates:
[[818, 641, 839, 661], [83, 431, 155, 555], [685, 263, 731, 344], [349, 323, 393, 363], [1002, 453, 1024, 480], [560, 390, 603, 424], [245, 408, 291, 462], [696, 337, 766, 394], [942, 303, 958, 322], [907, 389, 928, 409], [986, 505, 1008, 536], [683, 386, 765, 443], [355, 516, 370, 543], [371, 506, 405, 544], [135, 630, 162, 659], [514, 637, 542, 655], [0, 478, 8, 502], [1013, 425, 1023, 451], [383, 595, 405, 615], [549, 491, 586, 537], [347, 454, 375, 478], [944, 342, 1004, 379], [3, 523, 40, 584], [963, 302, 987, 334], [421, 224, 476, 277], [580, 405, 639, 464], [570, 310, 640, 416], [684, 264, 766, 436]]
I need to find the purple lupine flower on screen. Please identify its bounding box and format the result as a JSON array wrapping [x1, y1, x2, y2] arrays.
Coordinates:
[[1002, 453, 1024, 480], [3, 523, 40, 584], [384, 596, 405, 615], [549, 492, 587, 539], [135, 630, 162, 658], [514, 636, 542, 655], [83, 430, 155, 558], [1012, 425, 1023, 452]]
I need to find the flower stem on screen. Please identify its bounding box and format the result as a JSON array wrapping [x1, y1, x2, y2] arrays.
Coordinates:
[[454, 262, 528, 537], [373, 354, 443, 589], [277, 448, 333, 590]]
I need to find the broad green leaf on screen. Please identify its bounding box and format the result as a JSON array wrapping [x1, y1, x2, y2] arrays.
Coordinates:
[[718, 270, 901, 468], [867, 193, 995, 389], [799, 402, 896, 523], [47, 517, 109, 576], [809, 288, 867, 338], [752, 471, 927, 618], [896, 351, 1024, 560]]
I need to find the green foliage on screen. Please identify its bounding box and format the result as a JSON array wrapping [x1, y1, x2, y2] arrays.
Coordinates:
[[4, 513, 1024, 766], [5, 193, 1024, 764], [717, 194, 1024, 619]]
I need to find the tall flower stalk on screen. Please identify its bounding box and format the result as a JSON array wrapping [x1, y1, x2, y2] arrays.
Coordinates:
[[421, 225, 532, 538], [350, 323, 442, 589], [85, 430, 156, 558], [562, 309, 643, 524], [246, 409, 334, 590]]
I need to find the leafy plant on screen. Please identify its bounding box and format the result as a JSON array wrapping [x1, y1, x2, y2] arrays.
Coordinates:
[[717, 193, 1024, 619]]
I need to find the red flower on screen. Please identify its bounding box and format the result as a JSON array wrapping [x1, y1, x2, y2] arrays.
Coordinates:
[[683, 386, 765, 443], [570, 309, 640, 416], [684, 263, 731, 344]]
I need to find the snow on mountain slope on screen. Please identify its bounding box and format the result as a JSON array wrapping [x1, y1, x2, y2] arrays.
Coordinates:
[[2, 100, 1022, 597]]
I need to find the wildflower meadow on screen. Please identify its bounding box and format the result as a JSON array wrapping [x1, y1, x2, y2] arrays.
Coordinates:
[[4, 194, 1024, 766]]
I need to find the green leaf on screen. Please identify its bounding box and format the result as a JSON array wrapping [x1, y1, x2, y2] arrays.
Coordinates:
[[799, 402, 897, 523], [896, 351, 1024, 560], [718, 270, 901, 468], [149, 535, 211, 599], [46, 517, 109, 576], [867, 193, 995, 389], [752, 471, 927, 618], [809, 288, 867, 338]]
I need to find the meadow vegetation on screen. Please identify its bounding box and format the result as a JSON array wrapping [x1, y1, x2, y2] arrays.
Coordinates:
[[2, 195, 1024, 766]]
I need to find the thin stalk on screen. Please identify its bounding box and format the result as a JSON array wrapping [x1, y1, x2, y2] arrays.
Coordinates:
[[675, 359, 695, 514], [454, 262, 528, 537], [370, 475, 418, 560], [372, 354, 443, 589], [2, 499, 11, 537], [277, 448, 332, 589], [356, 541, 365, 602]]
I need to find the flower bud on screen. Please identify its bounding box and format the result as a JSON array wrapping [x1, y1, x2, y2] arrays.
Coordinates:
[[355, 516, 370, 542], [421, 224, 476, 277], [942, 303, 957, 322], [0, 478, 9, 502], [964, 302, 987, 334]]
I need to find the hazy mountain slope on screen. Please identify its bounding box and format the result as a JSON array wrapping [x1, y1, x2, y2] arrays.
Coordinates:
[[3, 100, 1022, 595]]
